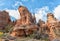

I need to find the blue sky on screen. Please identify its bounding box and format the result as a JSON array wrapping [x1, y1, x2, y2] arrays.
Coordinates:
[[0, 0, 60, 11], [0, 0, 60, 22]]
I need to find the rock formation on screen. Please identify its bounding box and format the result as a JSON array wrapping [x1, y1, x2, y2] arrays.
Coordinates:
[[46, 13, 57, 41], [34, 13, 60, 40], [10, 6, 38, 37], [37, 19, 46, 33], [34, 19, 48, 39], [10, 6, 60, 41], [16, 6, 36, 26], [0, 11, 12, 30]]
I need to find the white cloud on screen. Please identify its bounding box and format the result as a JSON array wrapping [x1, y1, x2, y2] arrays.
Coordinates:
[[12, 1, 24, 9], [53, 5, 60, 20], [35, 6, 49, 22], [14, 1, 23, 6], [6, 10, 20, 20]]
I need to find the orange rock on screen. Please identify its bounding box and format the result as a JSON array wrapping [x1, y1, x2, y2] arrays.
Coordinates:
[[10, 6, 38, 37], [15, 6, 36, 26], [46, 13, 57, 40]]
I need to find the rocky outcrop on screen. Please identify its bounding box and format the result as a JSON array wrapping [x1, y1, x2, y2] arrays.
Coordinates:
[[10, 6, 60, 41], [46, 13, 58, 41], [34, 13, 60, 40], [34, 19, 48, 39], [16, 6, 36, 26], [0, 11, 12, 29], [11, 25, 38, 37], [37, 19, 46, 33], [10, 6, 38, 37]]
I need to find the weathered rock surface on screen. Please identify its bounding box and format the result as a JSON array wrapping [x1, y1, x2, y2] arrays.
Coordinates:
[[10, 6, 60, 41], [46, 13, 56, 41], [0, 11, 13, 30], [46, 13, 60, 41], [16, 6, 36, 26], [34, 19, 48, 39], [34, 13, 60, 40], [10, 6, 38, 37]]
